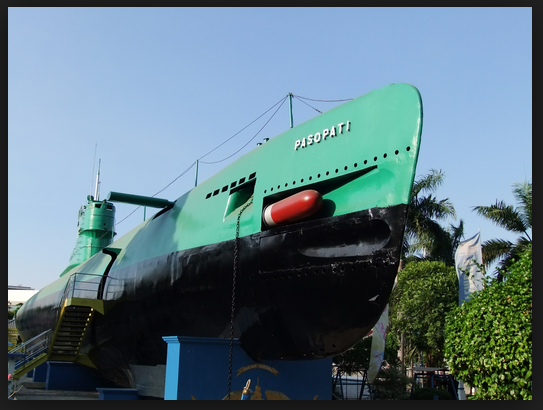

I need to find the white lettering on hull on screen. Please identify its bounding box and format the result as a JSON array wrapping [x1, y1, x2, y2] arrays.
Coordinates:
[[294, 121, 351, 151]]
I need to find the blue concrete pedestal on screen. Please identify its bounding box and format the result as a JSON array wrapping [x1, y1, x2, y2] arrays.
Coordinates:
[[45, 362, 108, 391], [33, 362, 48, 382], [163, 336, 332, 400]]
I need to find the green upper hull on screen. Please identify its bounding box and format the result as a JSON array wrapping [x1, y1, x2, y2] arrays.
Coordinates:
[[16, 83, 423, 392], [104, 83, 421, 270], [21, 82, 422, 301]]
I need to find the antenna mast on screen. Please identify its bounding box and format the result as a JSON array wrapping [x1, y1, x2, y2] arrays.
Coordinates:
[[90, 143, 97, 197], [288, 93, 294, 128], [94, 159, 101, 201]]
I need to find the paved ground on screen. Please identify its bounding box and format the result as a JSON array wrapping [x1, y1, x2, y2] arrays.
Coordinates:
[[9, 375, 99, 400]]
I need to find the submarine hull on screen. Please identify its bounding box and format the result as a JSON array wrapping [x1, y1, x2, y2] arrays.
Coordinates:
[[16, 83, 423, 395], [17, 204, 405, 389], [85, 204, 404, 387]]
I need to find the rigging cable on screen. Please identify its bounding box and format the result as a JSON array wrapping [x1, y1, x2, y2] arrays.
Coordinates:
[[112, 93, 351, 228], [197, 95, 287, 163], [199, 95, 288, 165], [291, 94, 353, 103], [111, 162, 196, 229], [292, 95, 323, 114]]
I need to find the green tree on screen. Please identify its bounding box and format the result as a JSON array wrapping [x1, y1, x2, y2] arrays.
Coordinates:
[[388, 261, 458, 368], [404, 169, 463, 264], [444, 244, 532, 400], [333, 333, 400, 375], [472, 181, 532, 279]]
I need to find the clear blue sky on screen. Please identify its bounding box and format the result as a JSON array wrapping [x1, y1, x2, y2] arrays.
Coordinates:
[[9, 7, 532, 290]]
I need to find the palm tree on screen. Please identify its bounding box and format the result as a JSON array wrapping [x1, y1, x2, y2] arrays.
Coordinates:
[[472, 181, 532, 279], [403, 169, 461, 264]]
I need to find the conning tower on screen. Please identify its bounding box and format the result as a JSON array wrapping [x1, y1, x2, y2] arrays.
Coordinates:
[[60, 161, 116, 276]]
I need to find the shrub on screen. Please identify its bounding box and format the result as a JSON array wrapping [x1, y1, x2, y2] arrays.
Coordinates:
[[444, 244, 532, 400], [372, 366, 413, 400]]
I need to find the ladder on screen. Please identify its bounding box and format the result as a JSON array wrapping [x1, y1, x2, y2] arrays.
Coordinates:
[[48, 297, 105, 363], [9, 273, 111, 379]]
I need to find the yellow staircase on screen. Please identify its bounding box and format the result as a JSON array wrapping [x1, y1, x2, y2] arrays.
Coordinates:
[[49, 297, 105, 363], [11, 298, 105, 379], [10, 272, 111, 380], [49, 305, 93, 360]]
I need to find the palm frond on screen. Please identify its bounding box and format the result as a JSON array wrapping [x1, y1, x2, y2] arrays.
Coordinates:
[[472, 201, 527, 234], [513, 181, 532, 231], [418, 195, 457, 220], [481, 238, 513, 267], [405, 169, 458, 262], [411, 169, 445, 198]]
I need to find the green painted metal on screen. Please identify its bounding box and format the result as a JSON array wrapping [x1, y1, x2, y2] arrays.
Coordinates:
[[18, 83, 423, 331], [103, 83, 422, 271], [107, 191, 174, 209], [42, 83, 422, 277], [288, 92, 294, 128], [64, 196, 116, 275]]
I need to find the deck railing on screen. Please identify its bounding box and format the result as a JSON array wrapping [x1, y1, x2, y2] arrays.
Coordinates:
[[58, 272, 121, 307]]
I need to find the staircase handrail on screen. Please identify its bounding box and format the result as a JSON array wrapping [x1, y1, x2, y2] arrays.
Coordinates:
[[57, 272, 120, 309], [10, 329, 52, 370]]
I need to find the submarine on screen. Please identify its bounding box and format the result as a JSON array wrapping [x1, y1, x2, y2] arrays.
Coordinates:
[[16, 83, 423, 396]]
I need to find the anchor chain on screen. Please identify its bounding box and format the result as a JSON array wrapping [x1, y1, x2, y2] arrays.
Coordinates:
[[226, 195, 253, 400]]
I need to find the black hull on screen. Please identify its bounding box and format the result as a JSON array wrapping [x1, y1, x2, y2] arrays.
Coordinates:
[[75, 203, 406, 387], [17, 204, 407, 390]]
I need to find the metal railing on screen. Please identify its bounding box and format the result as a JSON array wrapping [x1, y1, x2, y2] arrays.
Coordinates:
[[58, 272, 121, 307], [332, 368, 373, 400], [10, 329, 52, 371], [8, 272, 122, 377]]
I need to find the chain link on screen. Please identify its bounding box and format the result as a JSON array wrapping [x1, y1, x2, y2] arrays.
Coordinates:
[[226, 195, 253, 399]]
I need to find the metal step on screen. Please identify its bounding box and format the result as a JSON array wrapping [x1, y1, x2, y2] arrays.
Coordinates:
[[55, 336, 83, 342], [53, 339, 81, 345], [62, 314, 91, 320], [60, 322, 90, 328], [46, 304, 95, 361]]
